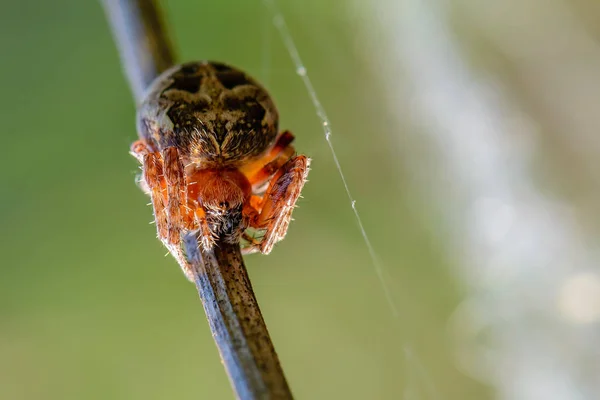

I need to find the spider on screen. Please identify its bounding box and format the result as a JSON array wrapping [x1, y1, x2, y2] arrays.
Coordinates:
[[130, 61, 310, 281]]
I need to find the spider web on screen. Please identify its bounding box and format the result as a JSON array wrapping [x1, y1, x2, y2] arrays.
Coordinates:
[[260, 1, 439, 399]]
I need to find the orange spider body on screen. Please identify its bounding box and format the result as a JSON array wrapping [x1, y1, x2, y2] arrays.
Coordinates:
[[130, 61, 310, 281]]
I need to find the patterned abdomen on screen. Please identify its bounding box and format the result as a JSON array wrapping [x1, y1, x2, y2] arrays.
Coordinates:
[[137, 61, 279, 167]]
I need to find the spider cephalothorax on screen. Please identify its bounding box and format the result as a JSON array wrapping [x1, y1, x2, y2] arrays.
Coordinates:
[[131, 61, 310, 280]]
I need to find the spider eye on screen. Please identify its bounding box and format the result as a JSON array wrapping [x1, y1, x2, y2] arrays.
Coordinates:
[[220, 201, 229, 208]]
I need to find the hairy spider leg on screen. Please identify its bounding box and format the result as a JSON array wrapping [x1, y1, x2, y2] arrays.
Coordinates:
[[162, 147, 185, 244], [130, 140, 170, 243], [239, 131, 297, 253], [193, 205, 215, 250], [131, 141, 212, 282], [184, 170, 221, 251], [243, 155, 310, 254], [239, 144, 297, 253]]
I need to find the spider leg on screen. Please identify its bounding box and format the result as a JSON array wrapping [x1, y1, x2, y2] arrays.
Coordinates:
[[194, 206, 216, 250], [247, 146, 296, 191], [184, 172, 216, 251], [131, 141, 200, 282], [240, 231, 261, 255], [245, 155, 310, 254], [162, 147, 185, 245], [131, 140, 169, 243], [130, 139, 151, 163], [239, 130, 295, 182]]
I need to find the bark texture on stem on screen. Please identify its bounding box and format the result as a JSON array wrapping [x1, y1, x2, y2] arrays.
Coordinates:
[[184, 234, 293, 399]]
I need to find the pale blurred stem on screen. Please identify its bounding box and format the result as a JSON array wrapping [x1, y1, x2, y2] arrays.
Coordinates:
[[101, 1, 292, 399]]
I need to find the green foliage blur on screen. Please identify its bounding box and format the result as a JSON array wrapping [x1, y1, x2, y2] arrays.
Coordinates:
[[0, 0, 488, 399]]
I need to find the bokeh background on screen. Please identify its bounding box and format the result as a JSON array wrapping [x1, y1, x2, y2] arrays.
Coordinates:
[[2, 0, 600, 399]]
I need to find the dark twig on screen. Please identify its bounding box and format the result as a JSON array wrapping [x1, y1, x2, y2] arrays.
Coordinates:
[[102, 0, 175, 102], [184, 234, 292, 399], [101, 1, 292, 398]]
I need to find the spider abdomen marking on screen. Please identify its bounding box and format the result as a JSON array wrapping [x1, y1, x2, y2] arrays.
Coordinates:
[[137, 61, 279, 167]]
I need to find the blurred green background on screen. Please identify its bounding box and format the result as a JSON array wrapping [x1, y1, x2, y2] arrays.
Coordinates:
[[3, 0, 600, 399]]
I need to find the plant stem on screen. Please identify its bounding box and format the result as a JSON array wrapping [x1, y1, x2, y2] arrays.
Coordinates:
[[102, 0, 175, 102], [184, 234, 292, 399], [101, 1, 292, 398]]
